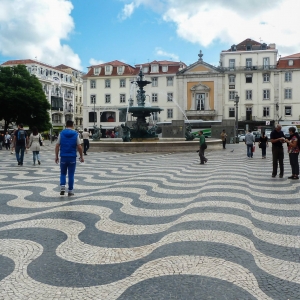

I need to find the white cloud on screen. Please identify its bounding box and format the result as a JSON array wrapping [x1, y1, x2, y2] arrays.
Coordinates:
[[0, 0, 82, 69], [122, 0, 300, 56], [89, 58, 105, 66], [155, 47, 179, 61], [118, 2, 137, 20]]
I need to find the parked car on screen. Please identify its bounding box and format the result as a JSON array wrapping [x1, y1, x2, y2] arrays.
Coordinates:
[[239, 134, 245, 142]]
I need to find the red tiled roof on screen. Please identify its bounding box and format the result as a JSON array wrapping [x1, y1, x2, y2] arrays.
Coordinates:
[[277, 55, 300, 69], [222, 38, 271, 52], [2, 59, 68, 72], [280, 53, 300, 59]]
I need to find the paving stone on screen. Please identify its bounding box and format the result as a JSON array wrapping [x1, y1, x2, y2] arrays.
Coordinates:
[[0, 143, 299, 299]]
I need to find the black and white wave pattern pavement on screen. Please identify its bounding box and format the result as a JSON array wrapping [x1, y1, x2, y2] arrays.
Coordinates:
[[0, 144, 300, 299]]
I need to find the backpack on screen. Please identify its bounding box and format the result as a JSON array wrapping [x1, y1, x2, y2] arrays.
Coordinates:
[[17, 129, 26, 141]]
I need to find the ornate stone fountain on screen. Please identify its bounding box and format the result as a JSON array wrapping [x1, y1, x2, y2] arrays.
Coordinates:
[[119, 70, 163, 141]]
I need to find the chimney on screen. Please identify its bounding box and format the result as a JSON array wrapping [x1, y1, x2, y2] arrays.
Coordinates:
[[268, 43, 276, 49]]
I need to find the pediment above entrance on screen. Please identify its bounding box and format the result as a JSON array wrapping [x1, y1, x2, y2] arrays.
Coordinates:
[[191, 83, 210, 92]]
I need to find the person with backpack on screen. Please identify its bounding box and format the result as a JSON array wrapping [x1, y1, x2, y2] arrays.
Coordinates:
[[285, 127, 299, 179], [55, 120, 84, 196], [13, 123, 28, 166]]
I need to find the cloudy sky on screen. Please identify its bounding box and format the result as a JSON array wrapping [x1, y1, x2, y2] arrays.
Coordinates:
[[0, 0, 299, 71]]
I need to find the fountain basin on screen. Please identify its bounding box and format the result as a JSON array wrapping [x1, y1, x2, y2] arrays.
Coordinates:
[[86, 138, 222, 153]]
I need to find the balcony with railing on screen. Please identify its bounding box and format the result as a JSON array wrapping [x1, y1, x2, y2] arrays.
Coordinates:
[[186, 110, 217, 117], [221, 65, 277, 72]]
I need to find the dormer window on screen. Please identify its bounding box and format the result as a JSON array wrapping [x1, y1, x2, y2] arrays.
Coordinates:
[[117, 66, 123, 74], [105, 65, 112, 75], [246, 44, 252, 51], [288, 60, 294, 66], [143, 67, 149, 73], [106, 65, 110, 72], [151, 65, 158, 73], [94, 68, 100, 75], [162, 66, 168, 72]]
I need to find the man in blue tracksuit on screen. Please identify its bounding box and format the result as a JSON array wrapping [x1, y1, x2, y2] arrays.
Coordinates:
[[55, 120, 84, 196]]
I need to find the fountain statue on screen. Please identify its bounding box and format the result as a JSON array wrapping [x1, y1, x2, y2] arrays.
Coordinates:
[[121, 124, 131, 142], [119, 70, 163, 141], [185, 124, 195, 141], [92, 125, 101, 141]]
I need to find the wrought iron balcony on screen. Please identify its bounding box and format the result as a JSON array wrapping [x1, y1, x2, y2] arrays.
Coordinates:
[[220, 65, 277, 72]]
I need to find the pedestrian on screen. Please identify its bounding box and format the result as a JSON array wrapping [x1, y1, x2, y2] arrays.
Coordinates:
[[13, 124, 28, 166], [0, 133, 3, 150], [198, 131, 208, 164], [245, 130, 255, 158], [10, 129, 16, 154], [270, 124, 285, 178], [28, 127, 42, 166], [82, 128, 90, 155], [55, 120, 84, 196], [285, 127, 299, 179], [259, 132, 268, 159], [220, 129, 227, 149], [4, 131, 11, 150]]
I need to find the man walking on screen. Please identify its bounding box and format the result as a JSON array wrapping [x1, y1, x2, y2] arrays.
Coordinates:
[[198, 131, 208, 164], [55, 120, 84, 196], [270, 124, 285, 178], [13, 124, 28, 166], [245, 130, 255, 158], [220, 129, 227, 149], [82, 128, 90, 155]]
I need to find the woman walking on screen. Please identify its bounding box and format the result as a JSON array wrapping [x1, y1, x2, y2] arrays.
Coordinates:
[[285, 127, 299, 179], [259, 132, 268, 158], [28, 127, 42, 165]]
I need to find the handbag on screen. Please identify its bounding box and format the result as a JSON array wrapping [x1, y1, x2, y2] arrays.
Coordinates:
[[252, 145, 255, 152], [258, 144, 262, 148], [39, 134, 43, 146], [201, 142, 207, 150]]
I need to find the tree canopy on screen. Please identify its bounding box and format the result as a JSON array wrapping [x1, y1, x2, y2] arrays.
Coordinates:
[[0, 65, 51, 132]]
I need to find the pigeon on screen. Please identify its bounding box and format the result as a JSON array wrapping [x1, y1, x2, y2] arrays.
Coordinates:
[[230, 149, 234, 152]]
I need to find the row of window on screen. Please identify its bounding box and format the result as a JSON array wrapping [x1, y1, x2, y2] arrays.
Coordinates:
[[88, 109, 174, 123], [229, 89, 293, 100], [90, 77, 174, 89], [228, 58, 294, 67], [229, 106, 292, 117], [90, 93, 173, 104], [228, 72, 292, 84], [229, 57, 270, 68], [28, 66, 72, 83]]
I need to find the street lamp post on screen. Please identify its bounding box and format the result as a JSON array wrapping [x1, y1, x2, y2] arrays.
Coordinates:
[[91, 95, 96, 126], [234, 93, 240, 143]]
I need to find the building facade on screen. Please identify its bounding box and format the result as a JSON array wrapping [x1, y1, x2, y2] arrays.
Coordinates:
[[220, 39, 278, 130], [1, 59, 75, 132], [82, 60, 187, 133], [177, 51, 224, 121], [276, 53, 300, 127], [56, 64, 84, 131]]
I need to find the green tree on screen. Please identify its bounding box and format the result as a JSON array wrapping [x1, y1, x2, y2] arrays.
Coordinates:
[[0, 65, 51, 133]]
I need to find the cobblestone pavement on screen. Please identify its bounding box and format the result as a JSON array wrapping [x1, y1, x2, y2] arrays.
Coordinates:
[[0, 143, 299, 300]]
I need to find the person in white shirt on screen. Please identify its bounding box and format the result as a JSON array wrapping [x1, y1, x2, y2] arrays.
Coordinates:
[[4, 132, 11, 150], [82, 128, 90, 155]]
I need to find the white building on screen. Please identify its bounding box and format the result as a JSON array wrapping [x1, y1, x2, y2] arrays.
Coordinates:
[[2, 59, 75, 132], [82, 60, 187, 134], [135, 60, 187, 122], [220, 39, 278, 129], [56, 64, 84, 131], [276, 53, 300, 127]]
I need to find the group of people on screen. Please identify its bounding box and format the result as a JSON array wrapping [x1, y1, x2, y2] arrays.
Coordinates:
[[244, 125, 299, 179], [0, 131, 15, 152]]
